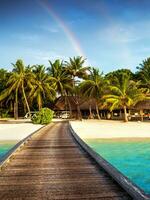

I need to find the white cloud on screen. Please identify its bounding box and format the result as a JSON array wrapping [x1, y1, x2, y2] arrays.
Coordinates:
[[38, 24, 60, 33], [12, 33, 40, 42], [98, 20, 150, 44], [25, 49, 68, 64], [98, 24, 140, 44], [95, 20, 150, 71]]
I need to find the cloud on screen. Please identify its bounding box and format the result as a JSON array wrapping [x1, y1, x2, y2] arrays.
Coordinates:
[[12, 33, 40, 42], [38, 24, 60, 33], [25, 49, 68, 64], [95, 20, 150, 71], [98, 20, 150, 44], [98, 24, 140, 44]]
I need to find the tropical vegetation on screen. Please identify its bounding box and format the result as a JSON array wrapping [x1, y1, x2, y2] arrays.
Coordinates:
[[103, 73, 146, 122], [0, 56, 149, 122], [32, 107, 53, 124]]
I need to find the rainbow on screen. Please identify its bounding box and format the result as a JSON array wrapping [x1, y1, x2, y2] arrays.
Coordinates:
[[38, 0, 87, 59]]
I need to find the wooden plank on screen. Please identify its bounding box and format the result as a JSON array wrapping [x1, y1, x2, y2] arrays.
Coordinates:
[[0, 122, 132, 199]]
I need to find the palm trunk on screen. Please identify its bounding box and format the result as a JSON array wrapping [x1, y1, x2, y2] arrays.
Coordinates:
[[10, 101, 13, 112], [64, 95, 67, 111], [14, 89, 18, 119], [140, 109, 144, 122], [38, 103, 42, 111], [22, 83, 31, 118], [89, 104, 93, 119], [66, 97, 72, 118], [77, 103, 82, 120], [123, 106, 128, 122], [120, 110, 122, 119], [38, 95, 42, 111], [96, 102, 101, 120], [73, 76, 76, 88], [23, 102, 27, 114]]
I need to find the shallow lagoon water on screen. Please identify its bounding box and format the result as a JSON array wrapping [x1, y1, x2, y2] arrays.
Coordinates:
[[85, 138, 150, 194], [0, 141, 18, 161]]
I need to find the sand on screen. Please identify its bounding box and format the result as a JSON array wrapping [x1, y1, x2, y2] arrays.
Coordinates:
[[70, 120, 150, 139], [0, 123, 43, 141]]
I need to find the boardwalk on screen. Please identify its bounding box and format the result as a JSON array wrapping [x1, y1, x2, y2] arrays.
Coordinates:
[[0, 122, 131, 199]]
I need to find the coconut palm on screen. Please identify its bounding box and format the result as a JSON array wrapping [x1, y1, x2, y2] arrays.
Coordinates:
[[29, 65, 56, 110], [47, 60, 73, 116], [0, 69, 10, 92], [80, 68, 104, 119], [0, 60, 32, 119], [65, 56, 89, 85], [136, 58, 150, 91], [64, 56, 90, 119], [103, 73, 146, 122], [47, 60, 72, 95], [105, 69, 134, 84]]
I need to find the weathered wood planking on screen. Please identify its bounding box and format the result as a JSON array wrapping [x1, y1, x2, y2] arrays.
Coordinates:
[[0, 122, 132, 199]]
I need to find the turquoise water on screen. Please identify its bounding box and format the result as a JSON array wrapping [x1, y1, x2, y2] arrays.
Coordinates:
[[85, 138, 150, 194], [0, 141, 18, 161]]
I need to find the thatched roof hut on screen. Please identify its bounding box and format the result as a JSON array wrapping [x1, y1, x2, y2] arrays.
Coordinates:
[[79, 99, 96, 110], [54, 96, 97, 111], [134, 99, 150, 110], [54, 96, 77, 111], [55, 95, 150, 112]]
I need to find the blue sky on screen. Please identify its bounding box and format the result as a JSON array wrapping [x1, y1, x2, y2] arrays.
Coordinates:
[[1, 0, 150, 73]]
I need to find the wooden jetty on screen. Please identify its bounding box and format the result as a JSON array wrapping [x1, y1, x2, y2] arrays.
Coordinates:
[[0, 122, 132, 199]]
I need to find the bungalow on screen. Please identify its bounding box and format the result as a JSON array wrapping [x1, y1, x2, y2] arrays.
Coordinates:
[[54, 96, 150, 121]]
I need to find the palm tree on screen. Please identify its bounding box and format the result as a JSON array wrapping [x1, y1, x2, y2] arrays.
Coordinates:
[[80, 68, 104, 119], [47, 60, 72, 95], [106, 69, 134, 84], [47, 60, 73, 116], [65, 56, 90, 119], [0, 69, 10, 92], [29, 65, 56, 110], [103, 73, 146, 122], [65, 56, 89, 85], [136, 58, 150, 91], [0, 69, 10, 113], [0, 60, 32, 119]]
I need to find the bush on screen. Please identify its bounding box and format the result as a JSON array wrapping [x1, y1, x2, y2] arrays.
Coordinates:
[[31, 108, 53, 124], [0, 109, 10, 118]]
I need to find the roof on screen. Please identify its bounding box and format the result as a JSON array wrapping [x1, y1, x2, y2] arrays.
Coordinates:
[[54, 96, 96, 111], [134, 99, 150, 110], [54, 96, 150, 111], [80, 99, 96, 110]]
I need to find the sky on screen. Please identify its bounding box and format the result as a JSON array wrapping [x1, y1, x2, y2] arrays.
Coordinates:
[[0, 0, 150, 73]]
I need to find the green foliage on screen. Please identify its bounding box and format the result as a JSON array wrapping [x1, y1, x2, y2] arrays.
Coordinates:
[[0, 56, 150, 121], [80, 67, 104, 99], [0, 109, 10, 118], [29, 65, 56, 110], [136, 57, 150, 90], [47, 60, 73, 96], [80, 68, 105, 119], [31, 108, 53, 124], [105, 69, 134, 83], [0, 69, 10, 92], [0, 59, 33, 119], [103, 73, 146, 111], [103, 73, 147, 121], [65, 56, 90, 81]]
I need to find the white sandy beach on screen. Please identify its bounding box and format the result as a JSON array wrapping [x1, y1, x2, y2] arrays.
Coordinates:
[[0, 123, 43, 141], [70, 120, 150, 139]]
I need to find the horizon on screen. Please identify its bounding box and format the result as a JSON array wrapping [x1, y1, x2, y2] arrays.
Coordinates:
[[1, 0, 150, 73]]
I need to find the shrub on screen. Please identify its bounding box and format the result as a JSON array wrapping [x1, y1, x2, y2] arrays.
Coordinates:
[[0, 109, 10, 118], [31, 108, 53, 124]]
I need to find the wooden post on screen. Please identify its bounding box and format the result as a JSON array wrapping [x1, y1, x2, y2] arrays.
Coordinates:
[[140, 109, 144, 122]]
